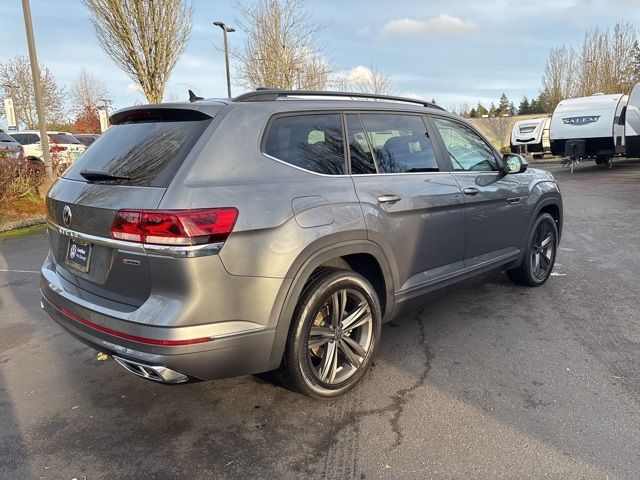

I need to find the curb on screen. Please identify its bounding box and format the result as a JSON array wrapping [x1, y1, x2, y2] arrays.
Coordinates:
[[0, 215, 46, 233]]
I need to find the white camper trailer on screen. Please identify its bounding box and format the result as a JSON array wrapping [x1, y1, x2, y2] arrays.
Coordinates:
[[624, 83, 640, 158], [510, 117, 551, 157], [550, 93, 628, 164]]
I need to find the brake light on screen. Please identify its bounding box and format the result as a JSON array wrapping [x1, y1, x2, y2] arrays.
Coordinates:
[[110, 208, 238, 246], [50, 145, 67, 153]]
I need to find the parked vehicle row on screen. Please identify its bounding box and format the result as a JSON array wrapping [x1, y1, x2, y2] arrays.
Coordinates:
[[542, 82, 640, 165], [40, 89, 563, 398], [0, 128, 44, 177], [509, 82, 640, 166], [0, 131, 101, 177]]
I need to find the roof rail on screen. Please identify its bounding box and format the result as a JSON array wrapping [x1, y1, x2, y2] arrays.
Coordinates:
[[232, 89, 445, 111]]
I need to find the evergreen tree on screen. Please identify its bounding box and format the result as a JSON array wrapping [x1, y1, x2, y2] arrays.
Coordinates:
[[489, 102, 497, 117], [469, 107, 477, 118], [497, 93, 510, 115], [518, 96, 531, 115], [508, 101, 516, 116], [476, 102, 488, 116]]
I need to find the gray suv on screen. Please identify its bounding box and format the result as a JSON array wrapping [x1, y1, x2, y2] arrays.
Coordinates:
[[41, 90, 562, 398]]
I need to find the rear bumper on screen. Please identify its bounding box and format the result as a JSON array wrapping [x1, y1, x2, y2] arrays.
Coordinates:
[[41, 292, 277, 381]]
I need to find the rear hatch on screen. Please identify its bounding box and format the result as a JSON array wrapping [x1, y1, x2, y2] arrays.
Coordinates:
[[46, 106, 218, 307]]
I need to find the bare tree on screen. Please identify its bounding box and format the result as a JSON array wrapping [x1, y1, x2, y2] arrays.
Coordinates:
[[340, 65, 394, 94], [83, 0, 192, 103], [0, 56, 66, 129], [540, 21, 640, 111], [232, 0, 332, 90], [72, 67, 109, 113], [576, 22, 639, 96], [540, 46, 577, 110]]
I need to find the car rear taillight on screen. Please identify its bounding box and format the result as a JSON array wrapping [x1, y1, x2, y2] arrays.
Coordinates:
[[50, 145, 67, 153], [110, 208, 238, 246]]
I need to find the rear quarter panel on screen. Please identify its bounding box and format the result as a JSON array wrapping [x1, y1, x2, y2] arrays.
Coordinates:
[[159, 104, 368, 279]]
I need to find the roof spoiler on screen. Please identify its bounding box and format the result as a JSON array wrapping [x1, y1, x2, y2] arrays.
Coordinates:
[[110, 106, 213, 125]]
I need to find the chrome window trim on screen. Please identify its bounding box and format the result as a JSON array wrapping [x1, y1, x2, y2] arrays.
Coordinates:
[[46, 219, 223, 258], [261, 152, 350, 178]]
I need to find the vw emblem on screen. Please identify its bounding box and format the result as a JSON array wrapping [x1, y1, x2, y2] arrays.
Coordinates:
[[62, 205, 72, 226]]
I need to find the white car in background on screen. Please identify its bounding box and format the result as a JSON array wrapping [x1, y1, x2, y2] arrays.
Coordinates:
[[10, 131, 86, 171]]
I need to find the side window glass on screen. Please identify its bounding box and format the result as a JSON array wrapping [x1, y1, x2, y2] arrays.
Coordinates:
[[432, 118, 498, 171], [264, 114, 345, 175], [359, 114, 439, 173], [12, 134, 27, 145], [345, 114, 376, 174]]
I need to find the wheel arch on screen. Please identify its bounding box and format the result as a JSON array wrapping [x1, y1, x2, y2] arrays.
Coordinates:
[[265, 240, 395, 370], [531, 194, 563, 242]]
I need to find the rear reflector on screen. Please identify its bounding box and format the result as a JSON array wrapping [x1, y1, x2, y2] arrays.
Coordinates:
[[57, 306, 213, 346], [111, 208, 238, 246]]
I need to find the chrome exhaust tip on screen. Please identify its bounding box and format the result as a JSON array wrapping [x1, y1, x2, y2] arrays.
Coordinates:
[[112, 356, 189, 384]]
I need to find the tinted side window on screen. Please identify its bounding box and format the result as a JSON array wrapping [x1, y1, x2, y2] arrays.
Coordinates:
[[264, 114, 345, 175], [49, 133, 82, 144], [359, 114, 438, 173], [433, 118, 498, 171], [12, 133, 38, 145], [345, 114, 376, 174]]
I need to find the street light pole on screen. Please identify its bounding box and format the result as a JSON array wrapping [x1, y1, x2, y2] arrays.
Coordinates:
[[213, 21, 235, 98], [21, 0, 54, 183]]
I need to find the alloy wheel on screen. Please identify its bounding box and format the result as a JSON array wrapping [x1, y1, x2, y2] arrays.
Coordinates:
[[306, 288, 373, 385], [530, 220, 555, 280]]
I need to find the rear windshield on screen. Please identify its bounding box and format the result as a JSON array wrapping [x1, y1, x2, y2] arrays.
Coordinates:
[[0, 132, 16, 142], [63, 120, 211, 187], [49, 133, 82, 144]]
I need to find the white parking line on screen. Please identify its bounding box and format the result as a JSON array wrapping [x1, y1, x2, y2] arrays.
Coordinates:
[[0, 268, 39, 274]]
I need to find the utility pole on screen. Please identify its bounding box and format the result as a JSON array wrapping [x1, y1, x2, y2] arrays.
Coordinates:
[[213, 21, 235, 98], [21, 0, 54, 182]]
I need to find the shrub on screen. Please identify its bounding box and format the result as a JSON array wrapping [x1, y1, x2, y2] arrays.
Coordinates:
[[0, 164, 41, 203]]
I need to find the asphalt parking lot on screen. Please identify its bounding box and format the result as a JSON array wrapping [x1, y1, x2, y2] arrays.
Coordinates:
[[1, 159, 639, 479]]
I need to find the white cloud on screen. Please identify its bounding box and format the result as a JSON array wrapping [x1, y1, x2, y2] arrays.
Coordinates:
[[346, 65, 375, 83], [126, 83, 143, 93], [357, 26, 371, 35], [382, 14, 479, 37]]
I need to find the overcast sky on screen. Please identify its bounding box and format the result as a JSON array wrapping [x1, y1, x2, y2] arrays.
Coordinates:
[[1, 0, 638, 115]]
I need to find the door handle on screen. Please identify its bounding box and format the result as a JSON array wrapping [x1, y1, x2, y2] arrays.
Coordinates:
[[507, 197, 521, 205], [377, 194, 401, 204], [463, 187, 480, 196]]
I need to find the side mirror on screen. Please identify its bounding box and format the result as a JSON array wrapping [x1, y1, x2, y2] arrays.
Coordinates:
[[502, 153, 528, 174]]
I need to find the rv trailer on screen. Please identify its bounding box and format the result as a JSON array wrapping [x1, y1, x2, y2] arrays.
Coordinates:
[[625, 82, 640, 158], [550, 93, 628, 164], [510, 116, 551, 157]]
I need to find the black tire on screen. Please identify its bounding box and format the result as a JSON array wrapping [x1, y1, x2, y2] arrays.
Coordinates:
[[595, 155, 610, 165], [279, 268, 381, 398], [507, 213, 558, 287]]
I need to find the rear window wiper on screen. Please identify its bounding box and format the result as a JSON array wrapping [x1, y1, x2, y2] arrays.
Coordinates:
[[79, 170, 131, 182]]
